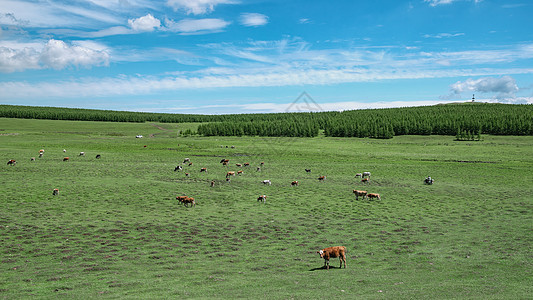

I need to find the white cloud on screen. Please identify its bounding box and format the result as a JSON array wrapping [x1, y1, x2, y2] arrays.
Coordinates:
[[240, 13, 268, 27], [0, 39, 109, 72], [424, 0, 456, 6], [423, 32, 465, 38], [128, 14, 161, 32], [449, 76, 519, 98], [166, 0, 238, 15], [424, 0, 482, 6], [0, 46, 40, 72], [165, 18, 230, 35]]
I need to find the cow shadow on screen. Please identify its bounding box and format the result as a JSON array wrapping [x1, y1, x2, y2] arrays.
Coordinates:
[[308, 266, 344, 271]]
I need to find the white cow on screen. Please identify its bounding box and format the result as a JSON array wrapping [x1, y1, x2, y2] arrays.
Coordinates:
[[262, 180, 272, 186]]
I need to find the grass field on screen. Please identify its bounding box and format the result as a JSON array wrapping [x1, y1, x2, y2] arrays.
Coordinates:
[[1, 118, 532, 299]]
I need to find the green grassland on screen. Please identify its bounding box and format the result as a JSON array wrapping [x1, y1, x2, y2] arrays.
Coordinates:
[[1, 118, 532, 299]]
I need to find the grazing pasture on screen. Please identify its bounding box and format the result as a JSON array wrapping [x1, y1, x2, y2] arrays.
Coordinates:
[[1, 118, 532, 298]]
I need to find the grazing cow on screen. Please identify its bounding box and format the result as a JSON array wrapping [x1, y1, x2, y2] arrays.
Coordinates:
[[183, 158, 190, 163], [236, 163, 242, 167], [362, 172, 371, 178], [256, 167, 261, 172], [222, 161, 228, 166], [237, 170, 243, 175], [231, 146, 235, 149], [424, 176, 434, 185], [226, 171, 235, 178], [31, 157, 35, 161], [257, 195, 267, 203], [226, 177, 231, 183], [183, 197, 196, 207], [79, 152, 85, 156], [361, 178, 369, 184], [244, 163, 250, 167], [174, 165, 183, 171], [185, 173, 190, 177], [353, 190, 367, 200], [318, 246, 347, 270], [291, 181, 299, 186], [260, 162, 265, 166], [7, 159, 16, 166], [177, 196, 195, 206], [63, 157, 69, 161], [52, 189, 59, 196], [355, 173, 363, 178], [200, 168, 207, 172], [318, 176, 326, 181], [95, 154, 101, 159], [305, 169, 311, 173], [63, 149, 66, 153], [220, 159, 229, 164], [262, 180, 272, 185], [210, 180, 215, 187], [367, 193, 381, 200], [39, 153, 43, 158], [39, 149, 44, 154], [188, 162, 193, 166]]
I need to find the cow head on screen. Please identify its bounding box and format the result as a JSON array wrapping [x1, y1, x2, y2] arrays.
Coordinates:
[[318, 249, 324, 258]]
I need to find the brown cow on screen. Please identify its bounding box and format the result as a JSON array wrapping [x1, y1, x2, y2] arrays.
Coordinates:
[[226, 171, 235, 178], [367, 193, 381, 200], [361, 178, 369, 184], [63, 157, 69, 161], [318, 246, 347, 270], [7, 159, 16, 166], [353, 190, 367, 200], [182, 197, 195, 207], [236, 163, 242, 167], [237, 170, 243, 175], [220, 159, 229, 164], [243, 163, 250, 167], [318, 176, 326, 181], [291, 181, 299, 186], [210, 180, 215, 187], [176, 196, 195, 207], [200, 168, 207, 172], [257, 195, 266, 203], [222, 161, 228, 166], [53, 189, 59, 196]]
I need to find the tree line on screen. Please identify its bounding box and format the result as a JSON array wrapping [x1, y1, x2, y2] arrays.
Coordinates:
[[1, 103, 532, 138]]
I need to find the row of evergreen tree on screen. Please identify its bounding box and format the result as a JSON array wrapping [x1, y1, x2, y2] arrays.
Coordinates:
[[1, 103, 532, 138], [197, 119, 319, 137]]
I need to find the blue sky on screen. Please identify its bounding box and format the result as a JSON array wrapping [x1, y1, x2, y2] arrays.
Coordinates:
[[1, 0, 532, 114]]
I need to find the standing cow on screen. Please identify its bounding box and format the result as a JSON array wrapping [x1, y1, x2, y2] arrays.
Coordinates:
[[317, 246, 347, 270], [353, 190, 367, 200]]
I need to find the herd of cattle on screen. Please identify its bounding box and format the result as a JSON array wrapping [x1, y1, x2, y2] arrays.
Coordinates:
[[6, 145, 440, 270], [6, 149, 102, 196], [171, 156, 382, 210]]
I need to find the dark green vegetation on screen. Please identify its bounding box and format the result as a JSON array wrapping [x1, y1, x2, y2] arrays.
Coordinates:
[[2, 103, 533, 139], [1, 118, 532, 298]]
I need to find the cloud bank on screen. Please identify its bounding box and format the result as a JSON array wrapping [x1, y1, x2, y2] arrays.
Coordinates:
[[0, 39, 109, 72]]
